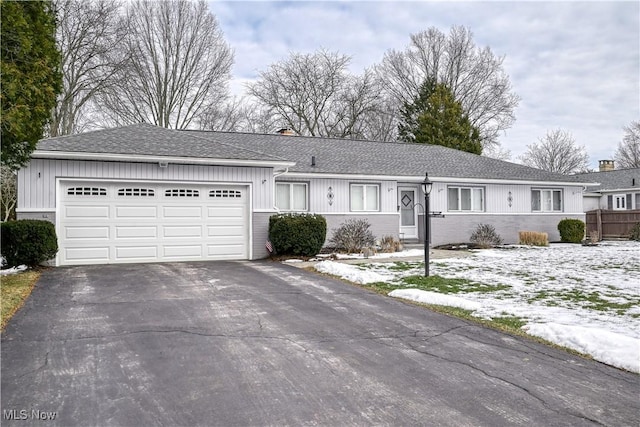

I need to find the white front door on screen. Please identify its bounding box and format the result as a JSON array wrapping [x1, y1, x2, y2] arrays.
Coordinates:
[[399, 188, 418, 239]]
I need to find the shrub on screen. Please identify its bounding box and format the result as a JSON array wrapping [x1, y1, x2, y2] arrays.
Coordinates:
[[518, 231, 548, 246], [469, 224, 503, 248], [268, 213, 326, 257], [1, 220, 58, 267], [630, 223, 640, 241], [379, 235, 402, 253], [329, 219, 375, 253], [557, 218, 585, 243]]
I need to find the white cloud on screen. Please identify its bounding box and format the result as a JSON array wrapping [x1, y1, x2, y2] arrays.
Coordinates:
[[211, 0, 639, 169]]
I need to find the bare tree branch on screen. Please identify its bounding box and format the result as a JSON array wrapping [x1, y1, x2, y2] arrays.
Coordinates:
[[51, 0, 127, 136], [97, 0, 233, 129], [614, 120, 640, 169], [377, 25, 520, 148], [1, 165, 17, 222], [519, 129, 590, 174]]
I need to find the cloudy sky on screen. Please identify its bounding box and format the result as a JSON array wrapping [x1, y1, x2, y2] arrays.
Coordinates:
[[209, 1, 639, 169]]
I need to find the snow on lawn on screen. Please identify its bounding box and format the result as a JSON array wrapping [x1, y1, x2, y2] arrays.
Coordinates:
[[0, 265, 28, 276], [315, 241, 640, 373]]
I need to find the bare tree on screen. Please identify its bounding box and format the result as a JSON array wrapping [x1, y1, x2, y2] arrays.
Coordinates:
[[247, 50, 383, 139], [97, 0, 233, 129], [377, 25, 520, 148], [51, 0, 127, 136], [614, 120, 640, 169], [1, 165, 17, 222], [519, 129, 590, 174]]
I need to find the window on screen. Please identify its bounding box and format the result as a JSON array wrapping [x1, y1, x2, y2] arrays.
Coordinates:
[[165, 189, 199, 197], [613, 194, 627, 210], [118, 188, 155, 197], [448, 187, 484, 212], [350, 184, 379, 211], [532, 189, 562, 212], [67, 187, 107, 196], [276, 183, 307, 211], [210, 189, 242, 198]]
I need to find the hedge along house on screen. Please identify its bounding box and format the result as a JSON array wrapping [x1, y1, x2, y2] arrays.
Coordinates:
[[18, 124, 592, 266]]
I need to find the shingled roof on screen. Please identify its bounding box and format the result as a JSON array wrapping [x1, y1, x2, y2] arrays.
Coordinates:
[[35, 123, 288, 164], [35, 124, 586, 184], [574, 168, 640, 192]]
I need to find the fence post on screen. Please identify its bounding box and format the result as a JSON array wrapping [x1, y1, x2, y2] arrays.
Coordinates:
[[596, 209, 602, 240]]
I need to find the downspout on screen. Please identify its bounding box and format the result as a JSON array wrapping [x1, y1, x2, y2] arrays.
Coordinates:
[[272, 167, 289, 212]]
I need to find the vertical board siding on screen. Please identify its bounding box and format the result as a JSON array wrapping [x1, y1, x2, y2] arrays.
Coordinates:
[[18, 159, 274, 211]]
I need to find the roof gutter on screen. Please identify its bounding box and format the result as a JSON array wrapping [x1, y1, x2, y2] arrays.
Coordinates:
[[31, 150, 296, 169], [281, 171, 598, 187]]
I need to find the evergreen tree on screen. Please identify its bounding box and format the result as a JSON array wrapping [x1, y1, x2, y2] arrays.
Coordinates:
[[1, 0, 62, 169], [398, 80, 482, 155]]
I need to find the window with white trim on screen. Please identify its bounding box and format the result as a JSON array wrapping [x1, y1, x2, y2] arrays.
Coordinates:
[[613, 194, 627, 210], [350, 184, 379, 212], [532, 189, 562, 212], [165, 189, 199, 197], [67, 187, 107, 196], [276, 182, 308, 211], [447, 186, 484, 211], [118, 188, 155, 197]]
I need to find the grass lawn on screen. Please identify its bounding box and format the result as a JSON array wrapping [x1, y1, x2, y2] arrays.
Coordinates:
[[1, 270, 41, 331]]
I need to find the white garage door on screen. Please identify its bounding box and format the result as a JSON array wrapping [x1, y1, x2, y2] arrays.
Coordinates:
[[59, 181, 249, 265]]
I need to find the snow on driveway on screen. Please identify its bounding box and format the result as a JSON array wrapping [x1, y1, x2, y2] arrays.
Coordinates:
[[314, 241, 640, 373]]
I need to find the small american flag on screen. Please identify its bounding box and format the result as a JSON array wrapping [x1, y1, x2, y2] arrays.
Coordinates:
[[265, 240, 274, 253]]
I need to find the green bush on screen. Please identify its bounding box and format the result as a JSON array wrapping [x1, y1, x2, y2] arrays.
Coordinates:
[[1, 220, 58, 267], [557, 218, 585, 243], [269, 213, 326, 257], [630, 223, 640, 241]]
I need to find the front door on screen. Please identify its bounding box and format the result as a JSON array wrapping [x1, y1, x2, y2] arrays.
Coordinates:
[[399, 188, 418, 239]]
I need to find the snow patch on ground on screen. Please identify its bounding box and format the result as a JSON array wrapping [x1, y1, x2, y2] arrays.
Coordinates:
[[314, 261, 392, 284], [389, 288, 482, 311], [0, 265, 28, 276]]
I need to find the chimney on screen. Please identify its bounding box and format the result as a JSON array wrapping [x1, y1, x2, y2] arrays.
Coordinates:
[[598, 160, 615, 172], [276, 128, 295, 136]]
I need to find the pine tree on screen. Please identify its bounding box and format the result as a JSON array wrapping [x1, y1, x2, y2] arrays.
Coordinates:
[[1, 1, 62, 169], [398, 80, 482, 155]]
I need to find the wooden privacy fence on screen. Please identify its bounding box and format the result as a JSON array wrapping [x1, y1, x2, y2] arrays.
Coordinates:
[[586, 209, 640, 239]]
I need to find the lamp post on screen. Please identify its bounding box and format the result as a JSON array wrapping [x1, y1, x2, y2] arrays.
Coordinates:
[[421, 173, 433, 277]]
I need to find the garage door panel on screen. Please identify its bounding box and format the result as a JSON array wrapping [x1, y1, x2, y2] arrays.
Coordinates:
[[163, 206, 202, 218], [60, 181, 249, 265], [115, 246, 158, 260], [207, 225, 244, 237], [163, 245, 203, 258], [65, 247, 110, 261], [163, 225, 202, 238], [116, 206, 157, 218], [65, 206, 109, 218], [116, 226, 158, 239], [66, 226, 109, 239]]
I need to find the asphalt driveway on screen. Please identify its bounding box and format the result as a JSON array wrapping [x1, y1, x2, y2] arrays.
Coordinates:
[[1, 261, 638, 426]]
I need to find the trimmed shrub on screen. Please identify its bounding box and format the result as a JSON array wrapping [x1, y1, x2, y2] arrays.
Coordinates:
[[1, 220, 58, 267], [630, 223, 640, 241], [469, 224, 503, 248], [329, 219, 375, 253], [557, 218, 585, 243], [268, 213, 326, 257], [518, 231, 549, 246]]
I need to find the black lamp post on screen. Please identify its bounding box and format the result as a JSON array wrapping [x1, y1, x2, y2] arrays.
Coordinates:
[[421, 173, 433, 277]]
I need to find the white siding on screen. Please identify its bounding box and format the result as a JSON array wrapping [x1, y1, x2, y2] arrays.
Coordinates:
[[18, 159, 274, 211]]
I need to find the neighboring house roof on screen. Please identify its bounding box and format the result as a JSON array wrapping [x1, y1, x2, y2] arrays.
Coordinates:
[[573, 168, 640, 192], [34, 123, 586, 184], [34, 123, 292, 167]]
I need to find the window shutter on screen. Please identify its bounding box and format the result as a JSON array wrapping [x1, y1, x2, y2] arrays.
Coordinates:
[[626, 194, 632, 210], [607, 195, 613, 210]]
